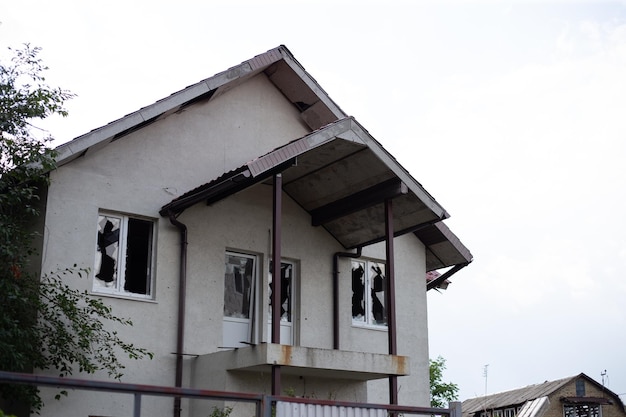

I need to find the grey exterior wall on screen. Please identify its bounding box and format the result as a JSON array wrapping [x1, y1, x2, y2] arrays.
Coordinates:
[[34, 72, 430, 417]]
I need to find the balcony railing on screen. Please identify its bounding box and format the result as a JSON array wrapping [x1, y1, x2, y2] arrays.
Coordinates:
[[0, 371, 461, 417]]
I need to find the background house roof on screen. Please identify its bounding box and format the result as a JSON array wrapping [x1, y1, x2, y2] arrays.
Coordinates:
[[462, 373, 626, 415], [463, 377, 572, 413]]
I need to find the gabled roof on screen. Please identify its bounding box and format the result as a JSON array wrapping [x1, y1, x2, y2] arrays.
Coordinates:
[[463, 377, 572, 413], [54, 45, 345, 167], [54, 44, 472, 275], [160, 116, 473, 270], [462, 373, 625, 415]]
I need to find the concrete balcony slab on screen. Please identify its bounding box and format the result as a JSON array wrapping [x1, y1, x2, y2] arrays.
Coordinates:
[[197, 344, 409, 381]]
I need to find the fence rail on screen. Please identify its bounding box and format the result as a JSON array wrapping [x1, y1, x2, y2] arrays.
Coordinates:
[[0, 371, 461, 417]]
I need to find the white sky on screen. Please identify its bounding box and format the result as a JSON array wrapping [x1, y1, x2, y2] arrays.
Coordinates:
[[2, 0, 626, 403]]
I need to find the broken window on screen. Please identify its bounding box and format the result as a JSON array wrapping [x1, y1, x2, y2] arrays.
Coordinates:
[[268, 259, 296, 345], [564, 404, 601, 417], [224, 252, 256, 319], [268, 260, 294, 322], [351, 260, 386, 327], [94, 212, 155, 299], [223, 251, 258, 347]]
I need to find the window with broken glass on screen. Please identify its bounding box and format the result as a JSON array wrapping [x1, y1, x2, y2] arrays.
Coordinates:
[[93, 212, 155, 299], [351, 259, 387, 327], [224, 252, 256, 319], [268, 260, 295, 323], [223, 251, 259, 347], [564, 404, 601, 417]]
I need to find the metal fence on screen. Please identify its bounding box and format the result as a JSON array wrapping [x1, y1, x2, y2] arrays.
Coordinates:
[[0, 371, 461, 417]]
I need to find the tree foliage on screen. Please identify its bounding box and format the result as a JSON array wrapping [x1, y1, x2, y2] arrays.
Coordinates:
[[430, 356, 460, 408], [0, 44, 153, 414]]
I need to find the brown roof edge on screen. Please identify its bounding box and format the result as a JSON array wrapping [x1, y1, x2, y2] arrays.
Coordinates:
[[52, 46, 299, 168], [426, 263, 469, 291]]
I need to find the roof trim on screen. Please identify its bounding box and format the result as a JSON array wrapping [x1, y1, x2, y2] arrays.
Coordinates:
[[53, 45, 347, 168]]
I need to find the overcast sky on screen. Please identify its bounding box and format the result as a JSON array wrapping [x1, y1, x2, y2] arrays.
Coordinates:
[[2, 0, 625, 403]]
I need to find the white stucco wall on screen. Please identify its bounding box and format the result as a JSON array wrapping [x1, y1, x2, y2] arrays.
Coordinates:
[[35, 71, 430, 417]]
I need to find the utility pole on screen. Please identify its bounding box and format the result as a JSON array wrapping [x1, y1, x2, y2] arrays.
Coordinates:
[[483, 364, 489, 414]]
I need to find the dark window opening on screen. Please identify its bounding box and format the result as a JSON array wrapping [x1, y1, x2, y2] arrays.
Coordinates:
[[269, 261, 293, 322], [124, 218, 153, 294], [564, 404, 600, 417]]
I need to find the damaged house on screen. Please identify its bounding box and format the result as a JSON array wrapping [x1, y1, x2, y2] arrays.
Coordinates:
[[29, 45, 472, 417], [462, 373, 626, 417]]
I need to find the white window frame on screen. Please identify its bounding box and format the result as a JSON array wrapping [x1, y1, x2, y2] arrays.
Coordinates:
[[504, 408, 516, 417], [93, 211, 156, 300], [267, 258, 298, 345], [268, 259, 297, 324], [224, 251, 258, 320], [351, 259, 387, 328], [223, 251, 260, 347]]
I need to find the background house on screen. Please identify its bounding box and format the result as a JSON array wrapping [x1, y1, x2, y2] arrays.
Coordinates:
[[29, 45, 471, 417], [462, 373, 626, 417]]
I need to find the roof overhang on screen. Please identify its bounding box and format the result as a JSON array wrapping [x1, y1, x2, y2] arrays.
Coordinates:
[[416, 221, 473, 273], [161, 117, 472, 269], [53, 45, 345, 168]]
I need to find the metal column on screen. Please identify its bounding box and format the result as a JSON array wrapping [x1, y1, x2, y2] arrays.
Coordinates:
[[271, 173, 282, 396], [385, 198, 398, 405]]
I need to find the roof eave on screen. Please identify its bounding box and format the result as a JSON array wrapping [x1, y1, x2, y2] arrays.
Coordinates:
[[53, 45, 348, 169]]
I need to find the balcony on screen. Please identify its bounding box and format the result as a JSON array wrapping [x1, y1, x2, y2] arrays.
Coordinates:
[[196, 343, 409, 381]]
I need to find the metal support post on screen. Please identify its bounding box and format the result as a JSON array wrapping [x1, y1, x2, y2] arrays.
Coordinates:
[[385, 198, 398, 405], [271, 173, 283, 396]]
